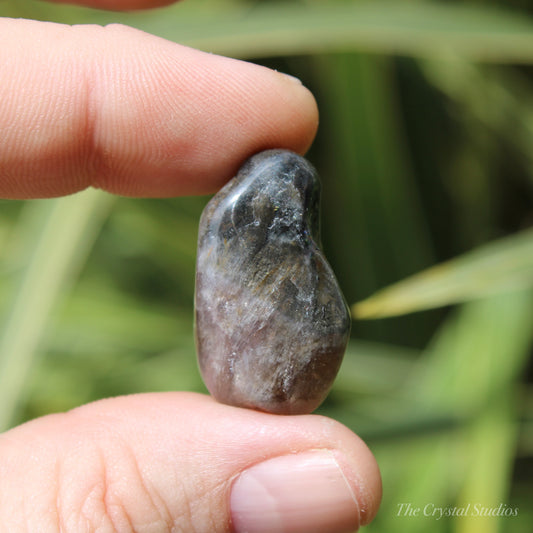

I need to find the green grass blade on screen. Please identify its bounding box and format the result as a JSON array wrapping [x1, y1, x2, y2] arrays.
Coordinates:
[[353, 227, 533, 319], [367, 291, 532, 533], [0, 189, 114, 431], [316, 52, 435, 344], [410, 290, 533, 412], [422, 59, 533, 183], [418, 292, 531, 532], [455, 398, 518, 533], [2, 0, 533, 63]]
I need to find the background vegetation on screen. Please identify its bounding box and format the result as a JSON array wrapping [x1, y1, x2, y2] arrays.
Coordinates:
[[1, 1, 532, 531]]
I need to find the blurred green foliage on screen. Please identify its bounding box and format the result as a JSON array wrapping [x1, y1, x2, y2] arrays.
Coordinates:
[[1, 1, 533, 531]]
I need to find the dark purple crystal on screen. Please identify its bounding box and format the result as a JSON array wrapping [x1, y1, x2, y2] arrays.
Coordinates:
[[195, 150, 350, 415]]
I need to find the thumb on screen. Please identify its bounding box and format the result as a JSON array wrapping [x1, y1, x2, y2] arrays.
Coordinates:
[[0, 392, 381, 533]]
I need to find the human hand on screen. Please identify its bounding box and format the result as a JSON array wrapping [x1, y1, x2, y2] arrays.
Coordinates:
[[0, 2, 382, 532]]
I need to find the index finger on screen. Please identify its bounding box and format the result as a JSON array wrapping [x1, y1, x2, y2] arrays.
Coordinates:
[[48, 0, 181, 10], [0, 19, 318, 199]]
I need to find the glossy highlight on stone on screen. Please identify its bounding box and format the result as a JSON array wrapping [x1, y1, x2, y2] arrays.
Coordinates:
[[195, 150, 351, 415]]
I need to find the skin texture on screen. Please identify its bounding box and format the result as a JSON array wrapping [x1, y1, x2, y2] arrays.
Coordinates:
[[0, 394, 381, 532], [53, 0, 178, 8], [0, 18, 317, 198], [0, 1, 382, 531]]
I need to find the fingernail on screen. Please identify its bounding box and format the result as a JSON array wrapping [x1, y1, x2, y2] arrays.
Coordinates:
[[230, 450, 360, 533], [279, 71, 303, 85]]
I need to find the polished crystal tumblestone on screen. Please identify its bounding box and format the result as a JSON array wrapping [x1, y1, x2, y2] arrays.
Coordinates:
[[195, 150, 351, 415]]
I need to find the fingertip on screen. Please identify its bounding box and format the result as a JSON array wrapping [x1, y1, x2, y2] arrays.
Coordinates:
[[52, 0, 179, 9], [0, 20, 319, 199], [0, 393, 380, 532], [267, 70, 319, 155], [335, 434, 382, 526], [305, 415, 381, 527]]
